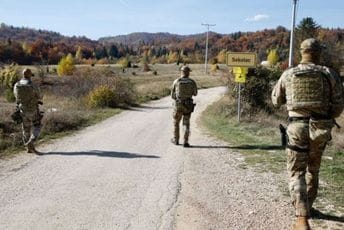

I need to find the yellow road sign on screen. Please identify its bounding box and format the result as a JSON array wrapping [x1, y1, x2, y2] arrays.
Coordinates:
[[233, 67, 247, 83], [226, 52, 257, 67], [234, 73, 246, 83]]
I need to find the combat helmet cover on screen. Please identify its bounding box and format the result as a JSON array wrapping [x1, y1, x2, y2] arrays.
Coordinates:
[[300, 38, 322, 53]]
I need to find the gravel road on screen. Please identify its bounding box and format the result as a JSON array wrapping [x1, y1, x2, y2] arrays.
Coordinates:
[[0, 87, 341, 230]]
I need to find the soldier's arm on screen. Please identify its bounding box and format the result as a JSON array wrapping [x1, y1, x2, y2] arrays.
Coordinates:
[[328, 69, 344, 118], [13, 83, 19, 103], [271, 73, 287, 108], [193, 80, 198, 96], [171, 80, 177, 100]]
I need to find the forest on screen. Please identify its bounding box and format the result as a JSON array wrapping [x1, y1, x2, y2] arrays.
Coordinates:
[[0, 18, 343, 72]]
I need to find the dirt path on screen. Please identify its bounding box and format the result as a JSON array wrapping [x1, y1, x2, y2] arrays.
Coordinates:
[[0, 87, 340, 229]]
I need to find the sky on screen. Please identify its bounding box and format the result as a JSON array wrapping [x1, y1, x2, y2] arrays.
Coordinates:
[[0, 0, 343, 40]]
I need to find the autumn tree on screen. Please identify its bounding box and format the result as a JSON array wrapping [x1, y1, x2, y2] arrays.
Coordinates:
[[75, 46, 83, 62], [216, 49, 227, 64], [267, 49, 279, 66], [57, 53, 75, 76], [0, 64, 20, 101]]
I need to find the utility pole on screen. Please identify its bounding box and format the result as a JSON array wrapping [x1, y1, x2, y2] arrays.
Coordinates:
[[201, 23, 216, 74], [288, 0, 298, 67]]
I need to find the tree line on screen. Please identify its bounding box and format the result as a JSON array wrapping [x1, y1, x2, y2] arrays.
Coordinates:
[[0, 18, 343, 72]]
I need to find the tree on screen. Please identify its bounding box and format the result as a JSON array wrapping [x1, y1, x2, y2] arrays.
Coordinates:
[[57, 53, 75, 76], [216, 49, 227, 64], [75, 46, 83, 61], [108, 44, 119, 59], [296, 17, 320, 41], [267, 49, 279, 66], [0, 64, 20, 101]]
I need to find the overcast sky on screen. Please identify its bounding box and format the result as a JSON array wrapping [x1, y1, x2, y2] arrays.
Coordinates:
[[0, 0, 343, 40]]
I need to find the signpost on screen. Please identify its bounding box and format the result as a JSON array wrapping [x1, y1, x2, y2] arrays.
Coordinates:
[[226, 52, 256, 122]]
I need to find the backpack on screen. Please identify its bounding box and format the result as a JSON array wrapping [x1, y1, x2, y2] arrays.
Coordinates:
[[176, 78, 195, 100]]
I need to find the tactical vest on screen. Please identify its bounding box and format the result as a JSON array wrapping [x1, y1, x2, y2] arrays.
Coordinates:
[[176, 78, 195, 100], [286, 67, 330, 110], [15, 82, 38, 110]]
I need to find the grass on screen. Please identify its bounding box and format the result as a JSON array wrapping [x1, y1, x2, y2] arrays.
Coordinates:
[[201, 95, 344, 213], [201, 96, 286, 173], [0, 63, 226, 157]]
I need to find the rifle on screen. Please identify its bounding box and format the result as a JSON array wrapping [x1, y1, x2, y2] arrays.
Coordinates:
[[11, 106, 22, 124]]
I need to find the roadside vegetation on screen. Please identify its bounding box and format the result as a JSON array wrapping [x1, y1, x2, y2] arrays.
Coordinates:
[[0, 63, 225, 157], [201, 66, 344, 216]]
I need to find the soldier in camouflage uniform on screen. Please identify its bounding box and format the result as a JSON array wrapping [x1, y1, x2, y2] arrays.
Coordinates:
[[272, 38, 344, 230], [13, 68, 43, 154], [171, 66, 198, 147]]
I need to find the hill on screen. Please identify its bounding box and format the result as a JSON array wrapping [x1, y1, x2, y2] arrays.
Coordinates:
[[0, 22, 343, 71]]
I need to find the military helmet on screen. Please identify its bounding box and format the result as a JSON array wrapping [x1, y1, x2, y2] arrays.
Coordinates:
[[22, 68, 34, 78], [300, 38, 322, 52], [181, 66, 192, 72]]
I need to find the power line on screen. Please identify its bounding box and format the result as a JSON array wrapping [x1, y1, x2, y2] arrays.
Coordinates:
[[201, 23, 216, 74]]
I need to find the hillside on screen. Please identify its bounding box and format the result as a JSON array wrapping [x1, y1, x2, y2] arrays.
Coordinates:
[[0, 22, 343, 70]]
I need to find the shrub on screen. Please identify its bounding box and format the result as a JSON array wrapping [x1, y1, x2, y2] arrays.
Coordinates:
[[86, 85, 115, 108], [57, 53, 75, 76], [211, 64, 219, 72], [118, 56, 131, 68], [42, 110, 87, 133], [227, 66, 282, 115], [0, 64, 20, 102], [143, 63, 150, 72]]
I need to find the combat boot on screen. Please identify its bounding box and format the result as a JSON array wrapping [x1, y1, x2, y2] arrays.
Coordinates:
[[171, 138, 179, 145], [292, 216, 311, 230], [183, 142, 190, 147], [27, 143, 41, 155]]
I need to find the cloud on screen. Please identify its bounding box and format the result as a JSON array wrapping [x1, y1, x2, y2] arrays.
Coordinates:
[[245, 14, 270, 22]]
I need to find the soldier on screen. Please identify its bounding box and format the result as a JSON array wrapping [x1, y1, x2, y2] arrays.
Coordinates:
[[171, 66, 198, 147], [13, 68, 43, 154], [272, 38, 344, 230]]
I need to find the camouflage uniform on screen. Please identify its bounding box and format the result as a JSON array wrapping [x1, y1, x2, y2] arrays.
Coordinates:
[[171, 66, 198, 146], [272, 39, 344, 219], [13, 69, 43, 153]]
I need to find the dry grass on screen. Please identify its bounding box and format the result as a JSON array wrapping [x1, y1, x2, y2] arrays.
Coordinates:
[[0, 63, 226, 156]]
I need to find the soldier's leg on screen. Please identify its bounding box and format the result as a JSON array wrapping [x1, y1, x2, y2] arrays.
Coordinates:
[[21, 116, 32, 145], [30, 114, 42, 143], [173, 110, 183, 144], [306, 145, 324, 209], [182, 113, 191, 144], [286, 122, 310, 217], [287, 149, 309, 217], [307, 118, 333, 209]]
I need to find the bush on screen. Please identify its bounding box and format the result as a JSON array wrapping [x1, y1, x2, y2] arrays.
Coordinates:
[[87, 85, 115, 108], [0, 64, 20, 102], [227, 66, 282, 115], [143, 63, 150, 72], [42, 110, 87, 133], [118, 56, 131, 68], [57, 53, 75, 76]]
